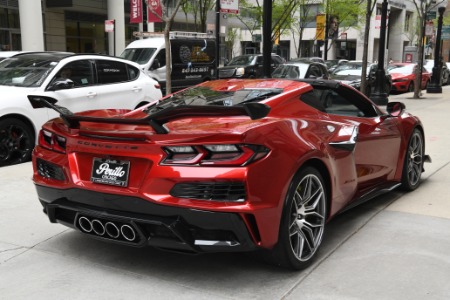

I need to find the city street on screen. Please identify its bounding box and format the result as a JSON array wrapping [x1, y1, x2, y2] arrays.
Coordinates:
[[1, 88, 450, 300]]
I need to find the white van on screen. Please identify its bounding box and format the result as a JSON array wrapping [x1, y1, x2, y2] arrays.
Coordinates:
[[121, 32, 216, 94]]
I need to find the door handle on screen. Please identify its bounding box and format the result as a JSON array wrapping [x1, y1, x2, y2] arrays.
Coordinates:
[[132, 86, 142, 92], [87, 92, 97, 98]]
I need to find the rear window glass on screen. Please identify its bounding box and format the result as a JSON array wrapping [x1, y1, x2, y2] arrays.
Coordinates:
[[96, 60, 129, 84]]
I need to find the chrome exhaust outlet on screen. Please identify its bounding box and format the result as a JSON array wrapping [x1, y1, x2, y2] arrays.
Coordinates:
[[105, 222, 120, 239], [92, 219, 105, 236], [78, 216, 93, 233], [120, 224, 136, 241]]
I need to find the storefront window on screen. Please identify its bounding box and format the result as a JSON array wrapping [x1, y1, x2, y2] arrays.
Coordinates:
[[0, 7, 20, 51], [65, 12, 108, 54]]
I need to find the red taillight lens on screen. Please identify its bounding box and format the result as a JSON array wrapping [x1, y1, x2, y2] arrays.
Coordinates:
[[162, 144, 269, 166], [38, 130, 66, 153]]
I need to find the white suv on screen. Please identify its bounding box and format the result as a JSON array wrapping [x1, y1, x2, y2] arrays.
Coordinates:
[[0, 52, 162, 167]]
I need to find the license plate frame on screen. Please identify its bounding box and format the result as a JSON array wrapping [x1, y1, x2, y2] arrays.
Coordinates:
[[90, 158, 130, 187]]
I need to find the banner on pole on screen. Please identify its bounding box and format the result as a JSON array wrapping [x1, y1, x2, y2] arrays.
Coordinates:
[[316, 14, 325, 41], [130, 0, 143, 23], [148, 0, 163, 23]]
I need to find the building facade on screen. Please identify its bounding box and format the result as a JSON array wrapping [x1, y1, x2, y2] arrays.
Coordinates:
[[1, 0, 449, 64]]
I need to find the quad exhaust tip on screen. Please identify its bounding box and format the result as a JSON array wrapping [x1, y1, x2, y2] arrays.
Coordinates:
[[77, 216, 137, 242]]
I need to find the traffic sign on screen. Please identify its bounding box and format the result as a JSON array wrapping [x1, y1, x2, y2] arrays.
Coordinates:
[[442, 25, 450, 40]]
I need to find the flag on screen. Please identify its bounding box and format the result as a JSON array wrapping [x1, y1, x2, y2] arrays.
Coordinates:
[[316, 14, 325, 41], [148, 0, 163, 23], [130, 0, 143, 23]]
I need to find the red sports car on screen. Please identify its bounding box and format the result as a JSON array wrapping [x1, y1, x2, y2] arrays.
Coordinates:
[[388, 63, 431, 92], [31, 79, 430, 270]]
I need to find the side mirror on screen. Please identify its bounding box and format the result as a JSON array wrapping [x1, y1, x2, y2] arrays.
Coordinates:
[[150, 59, 160, 70], [386, 101, 405, 117], [47, 79, 75, 91]]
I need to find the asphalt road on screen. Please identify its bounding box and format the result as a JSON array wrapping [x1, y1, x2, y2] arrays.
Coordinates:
[[1, 88, 450, 300]]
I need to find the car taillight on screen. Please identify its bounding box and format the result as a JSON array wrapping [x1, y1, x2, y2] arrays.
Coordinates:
[[162, 144, 269, 166], [38, 129, 66, 153]]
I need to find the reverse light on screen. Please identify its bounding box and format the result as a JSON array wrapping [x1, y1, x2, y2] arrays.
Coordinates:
[[38, 129, 66, 153], [162, 144, 270, 166]]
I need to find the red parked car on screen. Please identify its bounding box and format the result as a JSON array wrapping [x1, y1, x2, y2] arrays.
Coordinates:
[[31, 79, 430, 270], [388, 63, 431, 93]]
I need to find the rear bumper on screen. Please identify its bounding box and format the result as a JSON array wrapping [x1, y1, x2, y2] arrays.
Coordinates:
[[35, 185, 258, 253]]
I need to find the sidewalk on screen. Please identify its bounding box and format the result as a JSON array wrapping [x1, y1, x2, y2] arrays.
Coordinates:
[[1, 88, 450, 300]]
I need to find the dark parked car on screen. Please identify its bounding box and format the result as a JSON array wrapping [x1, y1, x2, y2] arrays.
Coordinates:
[[32, 78, 430, 270], [218, 54, 284, 79], [331, 61, 392, 96]]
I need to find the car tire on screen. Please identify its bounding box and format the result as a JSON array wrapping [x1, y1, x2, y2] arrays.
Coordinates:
[[408, 82, 414, 92], [0, 118, 35, 167], [264, 166, 327, 270], [400, 129, 424, 191]]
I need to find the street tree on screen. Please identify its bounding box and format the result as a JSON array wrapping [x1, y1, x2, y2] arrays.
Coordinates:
[[360, 0, 377, 96], [411, 0, 446, 99], [290, 0, 315, 57], [179, 0, 215, 32], [236, 0, 298, 43], [146, 0, 184, 95], [322, 0, 364, 58]]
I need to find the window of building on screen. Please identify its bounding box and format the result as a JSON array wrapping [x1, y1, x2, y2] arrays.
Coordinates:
[[405, 12, 412, 32], [0, 7, 21, 50], [65, 11, 108, 54]]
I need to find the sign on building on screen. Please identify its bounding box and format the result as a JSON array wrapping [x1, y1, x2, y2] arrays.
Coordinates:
[[220, 0, 239, 14], [105, 20, 115, 32]]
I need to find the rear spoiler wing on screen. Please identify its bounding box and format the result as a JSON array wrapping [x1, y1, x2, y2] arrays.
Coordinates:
[[28, 95, 271, 134]]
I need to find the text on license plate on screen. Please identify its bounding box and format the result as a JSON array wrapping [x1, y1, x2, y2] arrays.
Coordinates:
[[90, 158, 130, 187]]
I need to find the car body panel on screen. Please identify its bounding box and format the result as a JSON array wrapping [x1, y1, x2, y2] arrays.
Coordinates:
[[31, 78, 426, 256]]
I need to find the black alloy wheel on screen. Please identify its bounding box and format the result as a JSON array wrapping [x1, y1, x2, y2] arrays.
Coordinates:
[[0, 118, 34, 167], [401, 129, 424, 191], [267, 166, 327, 270]]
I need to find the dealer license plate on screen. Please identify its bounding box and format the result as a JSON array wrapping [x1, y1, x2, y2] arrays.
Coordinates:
[[90, 158, 130, 187]]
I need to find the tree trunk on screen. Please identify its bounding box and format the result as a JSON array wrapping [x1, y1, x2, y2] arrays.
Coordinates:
[[164, 24, 172, 95], [414, 14, 425, 99]]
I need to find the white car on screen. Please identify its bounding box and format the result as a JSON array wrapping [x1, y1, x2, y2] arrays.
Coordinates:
[[271, 61, 330, 80], [0, 51, 24, 62], [0, 52, 162, 166]]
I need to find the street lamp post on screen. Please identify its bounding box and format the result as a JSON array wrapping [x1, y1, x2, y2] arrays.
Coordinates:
[[370, 0, 389, 105], [427, 6, 446, 93], [215, 0, 220, 79]]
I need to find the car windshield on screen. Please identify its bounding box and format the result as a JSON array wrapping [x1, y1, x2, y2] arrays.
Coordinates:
[[272, 65, 301, 78], [0, 55, 62, 87], [333, 63, 363, 73], [227, 56, 255, 66], [120, 48, 156, 64], [145, 86, 282, 115], [388, 64, 414, 75]]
